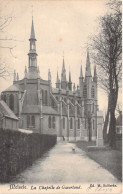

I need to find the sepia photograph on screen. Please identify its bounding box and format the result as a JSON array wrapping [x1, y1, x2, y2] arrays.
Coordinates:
[[0, 0, 122, 193]]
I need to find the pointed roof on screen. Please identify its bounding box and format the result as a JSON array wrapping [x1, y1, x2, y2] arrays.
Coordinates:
[[48, 69, 51, 81], [80, 63, 83, 78], [61, 56, 66, 81], [30, 17, 36, 40], [62, 56, 65, 72], [69, 71, 72, 83], [0, 100, 18, 120], [85, 49, 91, 77], [3, 84, 23, 92], [94, 65, 97, 77], [56, 71, 60, 83]]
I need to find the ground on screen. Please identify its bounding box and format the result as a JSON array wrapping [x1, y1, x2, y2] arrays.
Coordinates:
[[13, 142, 120, 184], [74, 140, 122, 181]]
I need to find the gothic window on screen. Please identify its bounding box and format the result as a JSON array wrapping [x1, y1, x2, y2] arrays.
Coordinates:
[[48, 116, 51, 128], [63, 117, 65, 129], [83, 85, 87, 98], [70, 118, 73, 129], [9, 94, 14, 111], [27, 115, 30, 128], [91, 86, 95, 98], [32, 115, 35, 128], [52, 116, 55, 129], [78, 118, 80, 129], [45, 90, 48, 105]]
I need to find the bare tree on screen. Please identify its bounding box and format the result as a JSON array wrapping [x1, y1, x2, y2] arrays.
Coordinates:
[[91, 0, 122, 148], [0, 1, 23, 79]]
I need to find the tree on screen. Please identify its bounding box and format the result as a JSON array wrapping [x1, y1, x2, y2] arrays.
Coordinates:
[[0, 1, 23, 79], [91, 0, 122, 148]]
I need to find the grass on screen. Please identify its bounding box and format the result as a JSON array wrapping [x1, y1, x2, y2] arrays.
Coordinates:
[[74, 140, 122, 181]]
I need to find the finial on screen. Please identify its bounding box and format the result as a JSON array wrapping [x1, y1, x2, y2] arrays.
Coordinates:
[[14, 70, 16, 81]]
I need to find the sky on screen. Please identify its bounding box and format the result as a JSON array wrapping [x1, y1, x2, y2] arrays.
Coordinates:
[[0, 0, 121, 114]]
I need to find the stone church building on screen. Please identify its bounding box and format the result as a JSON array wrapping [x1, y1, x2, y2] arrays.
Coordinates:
[[1, 18, 98, 141]]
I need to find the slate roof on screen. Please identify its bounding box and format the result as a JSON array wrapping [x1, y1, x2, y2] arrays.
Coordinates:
[[22, 105, 41, 114], [0, 100, 18, 120], [43, 106, 58, 115], [3, 84, 23, 92]]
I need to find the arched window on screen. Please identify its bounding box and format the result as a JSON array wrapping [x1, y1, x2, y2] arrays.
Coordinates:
[[32, 115, 35, 128], [27, 115, 30, 128], [91, 86, 95, 98], [45, 90, 48, 105], [9, 94, 14, 111], [48, 116, 51, 128], [63, 117, 65, 129], [83, 85, 87, 98], [70, 118, 73, 129], [78, 118, 80, 129], [52, 116, 55, 129]]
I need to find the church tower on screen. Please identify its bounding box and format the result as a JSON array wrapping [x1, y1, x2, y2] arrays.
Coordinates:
[[27, 17, 38, 79]]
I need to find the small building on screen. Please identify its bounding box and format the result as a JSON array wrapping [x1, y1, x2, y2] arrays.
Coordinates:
[[0, 100, 18, 130]]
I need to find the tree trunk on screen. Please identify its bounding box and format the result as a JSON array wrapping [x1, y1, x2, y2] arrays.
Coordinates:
[[108, 89, 117, 149], [108, 111, 116, 148], [103, 96, 110, 143]]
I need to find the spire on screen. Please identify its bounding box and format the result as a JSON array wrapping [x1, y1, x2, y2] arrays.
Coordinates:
[[28, 17, 37, 70], [93, 65, 97, 82], [61, 55, 66, 82], [85, 49, 91, 77], [56, 71, 60, 83], [69, 71, 71, 83], [13, 70, 16, 82], [30, 17, 36, 40], [94, 65, 97, 77], [48, 69, 51, 81], [80, 63, 83, 78]]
